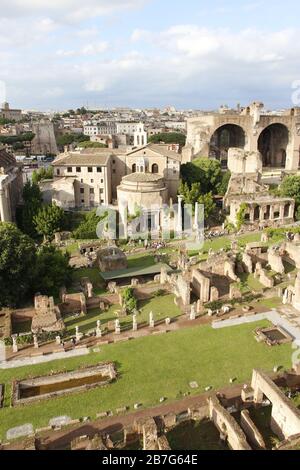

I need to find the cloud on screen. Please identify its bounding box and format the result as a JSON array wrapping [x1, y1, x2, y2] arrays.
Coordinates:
[[1, 14, 300, 110], [0, 0, 149, 22], [56, 41, 108, 57]]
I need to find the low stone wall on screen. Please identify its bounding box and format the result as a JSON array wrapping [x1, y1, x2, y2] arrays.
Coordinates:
[[240, 409, 266, 449], [12, 362, 116, 406], [208, 395, 251, 450]]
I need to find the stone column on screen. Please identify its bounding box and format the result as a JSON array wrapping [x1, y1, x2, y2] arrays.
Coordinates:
[[115, 319, 121, 335], [190, 304, 196, 320], [12, 334, 18, 353], [149, 311, 155, 328], [259, 206, 265, 222], [250, 207, 255, 223], [55, 336, 61, 345], [0, 188, 10, 222], [176, 195, 183, 236], [279, 204, 285, 220], [96, 320, 102, 338], [33, 334, 39, 349], [269, 205, 275, 220], [289, 203, 295, 219], [132, 315, 138, 331]]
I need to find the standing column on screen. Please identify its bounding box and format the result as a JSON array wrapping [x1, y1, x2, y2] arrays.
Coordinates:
[[176, 195, 183, 237], [0, 189, 7, 222]]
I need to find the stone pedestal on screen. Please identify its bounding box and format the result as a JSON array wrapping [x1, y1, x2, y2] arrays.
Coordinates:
[[12, 335, 18, 353], [96, 320, 102, 338], [132, 315, 138, 331], [115, 320, 121, 335], [149, 312, 155, 328]]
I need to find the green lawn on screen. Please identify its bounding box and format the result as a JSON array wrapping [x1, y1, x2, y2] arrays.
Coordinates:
[[71, 267, 106, 295], [0, 320, 293, 441], [127, 253, 156, 269], [64, 294, 181, 336], [255, 297, 282, 309], [238, 273, 264, 293]]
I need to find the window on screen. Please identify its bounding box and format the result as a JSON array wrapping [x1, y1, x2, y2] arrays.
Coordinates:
[[97, 167, 102, 173], [80, 188, 84, 194], [90, 179, 94, 183], [81, 199, 84, 204], [100, 188, 104, 194], [113, 169, 116, 174], [132, 164, 136, 173], [90, 188, 94, 194], [67, 167, 72, 173], [152, 164, 159, 174], [112, 159, 116, 164], [81, 179, 83, 183], [56, 169, 60, 176], [88, 167, 93, 173], [76, 167, 81, 173], [101, 179, 104, 183]]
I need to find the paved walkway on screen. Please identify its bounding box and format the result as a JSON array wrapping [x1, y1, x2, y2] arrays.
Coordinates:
[[0, 346, 89, 369], [212, 310, 300, 344]]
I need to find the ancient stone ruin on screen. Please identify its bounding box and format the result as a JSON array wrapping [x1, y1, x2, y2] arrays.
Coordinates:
[[97, 246, 128, 272], [224, 148, 295, 228], [31, 295, 65, 334]]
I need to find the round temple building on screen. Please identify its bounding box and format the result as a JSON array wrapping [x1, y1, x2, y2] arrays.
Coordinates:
[[117, 173, 168, 233]]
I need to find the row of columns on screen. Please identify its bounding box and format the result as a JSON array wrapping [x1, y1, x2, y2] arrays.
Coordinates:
[[248, 202, 294, 223]]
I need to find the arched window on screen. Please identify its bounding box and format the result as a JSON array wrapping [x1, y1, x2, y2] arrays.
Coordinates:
[[132, 164, 136, 173], [152, 163, 159, 174]]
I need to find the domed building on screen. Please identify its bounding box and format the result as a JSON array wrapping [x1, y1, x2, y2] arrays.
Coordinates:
[[117, 172, 169, 235]]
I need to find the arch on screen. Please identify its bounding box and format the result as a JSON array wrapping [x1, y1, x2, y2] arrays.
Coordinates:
[[132, 163, 136, 173], [258, 123, 289, 168], [152, 163, 159, 174], [209, 124, 246, 169]]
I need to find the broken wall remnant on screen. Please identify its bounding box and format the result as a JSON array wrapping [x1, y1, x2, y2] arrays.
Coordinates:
[[208, 395, 251, 450], [268, 247, 285, 274], [251, 369, 300, 440], [31, 296, 65, 334]]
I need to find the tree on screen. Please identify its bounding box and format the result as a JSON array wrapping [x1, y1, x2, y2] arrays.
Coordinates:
[[179, 181, 202, 205], [149, 132, 186, 147], [180, 182, 216, 220], [34, 245, 73, 298], [280, 175, 300, 207], [121, 287, 137, 314], [198, 192, 216, 220], [236, 203, 248, 230], [73, 209, 106, 240], [34, 203, 65, 241], [180, 158, 223, 194], [216, 170, 231, 195], [21, 181, 43, 238], [0, 223, 37, 307], [79, 141, 107, 149], [32, 166, 53, 184], [56, 133, 90, 148]]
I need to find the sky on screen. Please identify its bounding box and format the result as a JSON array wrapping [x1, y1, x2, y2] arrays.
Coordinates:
[[1, 0, 300, 111]]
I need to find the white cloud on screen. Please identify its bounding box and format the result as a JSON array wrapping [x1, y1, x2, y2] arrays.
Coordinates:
[[1, 0, 149, 22], [56, 41, 108, 57]]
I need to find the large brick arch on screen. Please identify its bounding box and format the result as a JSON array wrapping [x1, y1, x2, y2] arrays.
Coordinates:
[[209, 123, 247, 169], [258, 123, 290, 168]]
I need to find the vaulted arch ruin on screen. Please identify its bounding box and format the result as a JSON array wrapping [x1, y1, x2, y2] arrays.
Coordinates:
[[258, 123, 289, 168]]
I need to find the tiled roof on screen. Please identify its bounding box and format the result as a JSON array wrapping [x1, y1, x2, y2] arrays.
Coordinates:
[[0, 149, 16, 170], [52, 151, 111, 167]]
